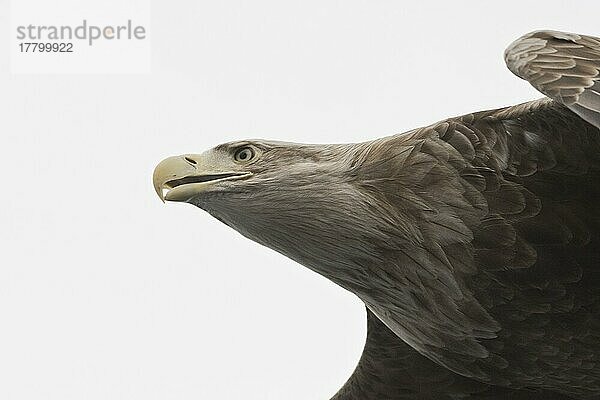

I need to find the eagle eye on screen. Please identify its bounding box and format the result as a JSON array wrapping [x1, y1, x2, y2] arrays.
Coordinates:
[[234, 146, 256, 163]]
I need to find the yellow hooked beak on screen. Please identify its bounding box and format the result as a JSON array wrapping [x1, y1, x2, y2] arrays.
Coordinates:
[[153, 154, 252, 202]]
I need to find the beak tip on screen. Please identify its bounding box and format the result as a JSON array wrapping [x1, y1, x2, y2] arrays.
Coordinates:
[[153, 162, 169, 203], [154, 184, 166, 203], [153, 179, 165, 204]]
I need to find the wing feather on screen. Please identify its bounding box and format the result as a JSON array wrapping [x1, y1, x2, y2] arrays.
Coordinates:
[[505, 30, 600, 128]]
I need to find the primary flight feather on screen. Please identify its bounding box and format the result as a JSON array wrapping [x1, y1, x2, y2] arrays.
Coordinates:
[[153, 30, 600, 399]]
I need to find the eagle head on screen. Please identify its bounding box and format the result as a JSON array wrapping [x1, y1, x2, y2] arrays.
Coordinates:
[[152, 139, 387, 288]]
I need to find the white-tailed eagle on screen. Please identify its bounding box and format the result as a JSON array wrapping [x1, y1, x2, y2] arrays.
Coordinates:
[[154, 30, 600, 399]]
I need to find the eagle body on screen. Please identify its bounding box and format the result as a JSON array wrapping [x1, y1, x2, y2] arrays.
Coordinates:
[[154, 31, 600, 399], [332, 99, 600, 399]]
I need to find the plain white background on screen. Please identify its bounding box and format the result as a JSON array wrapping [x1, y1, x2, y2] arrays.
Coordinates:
[[1, 1, 598, 399]]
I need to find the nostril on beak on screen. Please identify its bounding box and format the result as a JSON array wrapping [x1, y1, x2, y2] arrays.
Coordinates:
[[184, 156, 197, 165]]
